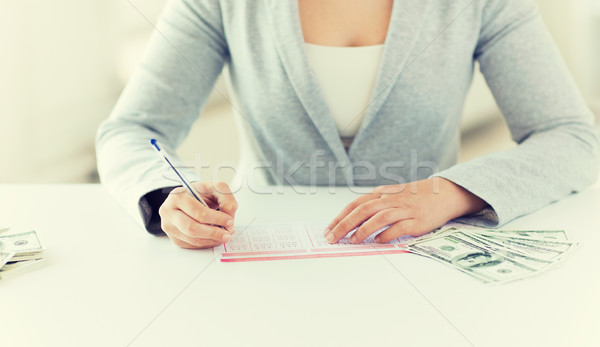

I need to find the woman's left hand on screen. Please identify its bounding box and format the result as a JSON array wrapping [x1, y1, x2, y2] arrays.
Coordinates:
[[324, 178, 487, 244]]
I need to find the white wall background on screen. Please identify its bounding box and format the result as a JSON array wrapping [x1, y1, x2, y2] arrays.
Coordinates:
[[0, 1, 118, 182], [1, 0, 599, 184]]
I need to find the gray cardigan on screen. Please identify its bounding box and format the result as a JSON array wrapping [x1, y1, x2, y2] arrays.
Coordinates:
[[96, 0, 599, 232]]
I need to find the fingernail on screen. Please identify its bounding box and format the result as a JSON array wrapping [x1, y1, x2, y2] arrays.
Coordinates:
[[226, 219, 234, 227], [326, 233, 335, 243], [374, 235, 381, 243], [222, 233, 231, 243], [323, 228, 330, 236], [350, 235, 358, 244]]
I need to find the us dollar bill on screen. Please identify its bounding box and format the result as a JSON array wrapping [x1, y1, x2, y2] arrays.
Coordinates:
[[472, 233, 575, 261], [0, 230, 44, 254], [408, 231, 555, 284], [0, 259, 46, 280], [408, 226, 456, 243], [9, 252, 45, 262], [473, 229, 568, 242], [0, 251, 15, 270], [450, 231, 555, 271], [0, 230, 45, 279]]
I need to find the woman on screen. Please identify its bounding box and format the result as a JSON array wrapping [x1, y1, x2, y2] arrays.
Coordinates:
[[96, 0, 599, 249]]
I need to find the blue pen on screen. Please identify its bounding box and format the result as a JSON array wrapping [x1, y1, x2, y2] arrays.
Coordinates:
[[150, 139, 225, 230]]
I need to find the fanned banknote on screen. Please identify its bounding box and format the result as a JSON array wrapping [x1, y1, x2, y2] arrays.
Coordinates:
[[407, 227, 575, 284], [470, 229, 568, 242], [0, 251, 15, 269], [0, 229, 45, 278], [0, 259, 46, 280]]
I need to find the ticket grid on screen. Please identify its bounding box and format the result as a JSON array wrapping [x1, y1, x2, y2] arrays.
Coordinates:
[[214, 223, 413, 262]]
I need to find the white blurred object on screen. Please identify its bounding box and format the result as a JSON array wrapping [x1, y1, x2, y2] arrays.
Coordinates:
[[537, 0, 598, 98], [460, 67, 501, 131], [462, 0, 600, 129], [0, 1, 118, 183], [587, 1, 600, 113]]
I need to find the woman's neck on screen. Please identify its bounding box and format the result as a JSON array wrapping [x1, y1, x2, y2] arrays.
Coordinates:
[[297, 0, 393, 47]]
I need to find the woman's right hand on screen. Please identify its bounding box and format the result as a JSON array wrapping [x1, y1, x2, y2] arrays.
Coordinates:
[[159, 182, 238, 249]]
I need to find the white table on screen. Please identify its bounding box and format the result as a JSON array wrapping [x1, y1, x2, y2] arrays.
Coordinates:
[[1, 184, 599, 347]]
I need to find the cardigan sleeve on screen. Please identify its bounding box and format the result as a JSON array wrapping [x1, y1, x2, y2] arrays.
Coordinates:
[[434, 0, 600, 227], [96, 0, 229, 231]]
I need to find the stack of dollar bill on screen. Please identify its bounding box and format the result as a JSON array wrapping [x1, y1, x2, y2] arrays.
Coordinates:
[[0, 228, 45, 280], [407, 227, 576, 284]]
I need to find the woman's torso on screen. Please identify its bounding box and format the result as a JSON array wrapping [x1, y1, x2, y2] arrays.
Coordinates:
[[222, 0, 480, 186], [299, 0, 392, 149]]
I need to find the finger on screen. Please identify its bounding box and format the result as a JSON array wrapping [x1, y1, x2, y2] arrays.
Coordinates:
[[327, 197, 389, 244], [169, 209, 232, 243], [325, 192, 381, 234], [194, 182, 238, 218], [161, 212, 223, 249], [166, 234, 197, 249], [177, 192, 234, 229], [350, 208, 411, 244], [374, 219, 423, 243], [165, 231, 221, 249]]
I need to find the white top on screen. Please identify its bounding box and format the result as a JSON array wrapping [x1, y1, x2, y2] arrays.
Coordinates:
[[304, 43, 384, 147]]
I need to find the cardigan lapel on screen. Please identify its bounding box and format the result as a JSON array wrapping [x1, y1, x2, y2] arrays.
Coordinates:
[[262, 0, 432, 165], [350, 0, 431, 150], [262, 0, 352, 171]]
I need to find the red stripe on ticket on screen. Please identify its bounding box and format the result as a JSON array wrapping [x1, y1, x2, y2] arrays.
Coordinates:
[[221, 249, 410, 262]]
